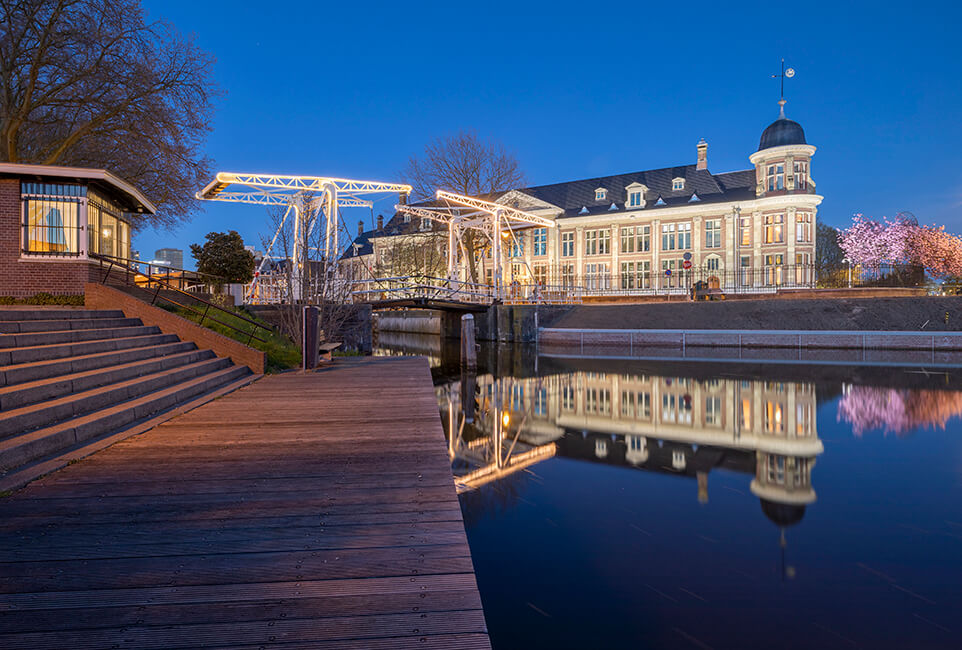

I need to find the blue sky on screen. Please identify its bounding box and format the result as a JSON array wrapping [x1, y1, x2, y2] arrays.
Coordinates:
[[137, 0, 962, 267]]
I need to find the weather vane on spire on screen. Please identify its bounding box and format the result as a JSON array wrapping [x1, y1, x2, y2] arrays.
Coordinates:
[[771, 59, 795, 118]]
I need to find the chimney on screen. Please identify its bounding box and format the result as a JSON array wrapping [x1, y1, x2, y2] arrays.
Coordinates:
[[398, 192, 408, 205], [696, 139, 708, 170], [376, 214, 384, 230], [357, 220, 364, 237]]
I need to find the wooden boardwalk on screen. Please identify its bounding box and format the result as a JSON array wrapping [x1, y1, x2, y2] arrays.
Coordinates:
[[0, 356, 490, 649]]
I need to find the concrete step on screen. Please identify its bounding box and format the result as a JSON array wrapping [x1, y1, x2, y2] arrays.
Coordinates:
[[0, 309, 125, 321], [0, 364, 252, 474], [0, 348, 216, 411], [0, 333, 181, 366], [0, 317, 142, 334], [0, 356, 233, 442], [0, 372, 262, 493], [0, 340, 197, 387], [0, 325, 161, 350]]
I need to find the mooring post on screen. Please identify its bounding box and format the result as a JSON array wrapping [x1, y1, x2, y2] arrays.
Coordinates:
[[302, 305, 319, 370], [461, 313, 477, 368]]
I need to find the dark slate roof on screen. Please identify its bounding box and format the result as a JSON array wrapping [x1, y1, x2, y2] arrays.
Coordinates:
[[516, 164, 755, 219], [758, 117, 807, 151], [340, 229, 377, 260]]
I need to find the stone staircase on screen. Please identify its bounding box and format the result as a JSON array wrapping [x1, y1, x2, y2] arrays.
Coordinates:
[[0, 308, 259, 491]]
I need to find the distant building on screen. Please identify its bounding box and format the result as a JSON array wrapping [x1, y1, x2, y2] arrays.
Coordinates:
[[131, 250, 141, 261], [154, 247, 183, 269]]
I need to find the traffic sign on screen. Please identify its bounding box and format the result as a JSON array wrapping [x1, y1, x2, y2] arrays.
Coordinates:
[[683, 252, 692, 261], [664, 269, 672, 276], [682, 260, 692, 270]]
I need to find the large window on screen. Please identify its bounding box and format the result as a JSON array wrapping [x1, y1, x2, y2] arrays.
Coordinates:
[[705, 219, 721, 248], [740, 217, 751, 246], [661, 223, 676, 251], [639, 225, 650, 252], [765, 253, 784, 285], [561, 231, 574, 257], [532, 228, 547, 256], [584, 229, 610, 256], [678, 222, 692, 249], [767, 164, 785, 191], [793, 161, 808, 190], [764, 214, 784, 243], [621, 226, 635, 253], [796, 213, 812, 242], [22, 183, 84, 255]]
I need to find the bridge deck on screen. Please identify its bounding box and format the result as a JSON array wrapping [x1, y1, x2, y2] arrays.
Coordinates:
[[0, 357, 490, 649]]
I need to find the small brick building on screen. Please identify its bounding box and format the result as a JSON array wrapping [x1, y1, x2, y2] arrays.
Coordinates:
[[0, 163, 155, 298]]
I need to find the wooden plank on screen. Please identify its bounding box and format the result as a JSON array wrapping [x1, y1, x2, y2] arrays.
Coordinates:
[[0, 357, 489, 649]]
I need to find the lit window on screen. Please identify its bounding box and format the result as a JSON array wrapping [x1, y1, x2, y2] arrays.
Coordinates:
[[764, 214, 784, 243], [740, 217, 751, 246], [672, 178, 685, 191], [795, 213, 812, 242]]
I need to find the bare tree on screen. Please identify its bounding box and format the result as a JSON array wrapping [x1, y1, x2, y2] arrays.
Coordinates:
[[401, 130, 525, 282], [258, 197, 361, 349], [373, 230, 447, 280], [0, 0, 220, 228]]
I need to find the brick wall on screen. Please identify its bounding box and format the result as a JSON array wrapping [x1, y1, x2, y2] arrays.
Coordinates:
[[85, 283, 266, 374], [0, 178, 92, 298]]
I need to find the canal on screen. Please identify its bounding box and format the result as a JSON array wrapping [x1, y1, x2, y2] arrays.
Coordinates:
[[376, 333, 962, 649]]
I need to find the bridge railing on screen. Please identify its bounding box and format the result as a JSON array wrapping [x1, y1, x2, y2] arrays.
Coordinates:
[[350, 276, 585, 305]]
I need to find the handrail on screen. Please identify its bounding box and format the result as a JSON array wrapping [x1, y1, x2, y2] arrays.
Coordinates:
[[90, 252, 274, 345]]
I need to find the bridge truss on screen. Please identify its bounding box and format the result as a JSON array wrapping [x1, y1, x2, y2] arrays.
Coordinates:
[[379, 190, 556, 303], [196, 172, 411, 303]]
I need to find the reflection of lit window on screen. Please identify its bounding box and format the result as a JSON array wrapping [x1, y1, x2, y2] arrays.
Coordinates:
[[796, 402, 811, 436], [595, 439, 608, 458], [534, 388, 547, 416], [562, 385, 575, 411], [705, 396, 722, 426], [639, 392, 651, 418], [672, 450, 687, 470], [621, 391, 634, 417], [765, 401, 784, 433], [741, 398, 752, 430]]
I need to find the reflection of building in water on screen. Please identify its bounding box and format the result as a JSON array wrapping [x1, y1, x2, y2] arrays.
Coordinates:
[[837, 384, 962, 436], [439, 371, 822, 520]]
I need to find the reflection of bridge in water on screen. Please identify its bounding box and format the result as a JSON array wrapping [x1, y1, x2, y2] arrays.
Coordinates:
[[438, 370, 823, 525]]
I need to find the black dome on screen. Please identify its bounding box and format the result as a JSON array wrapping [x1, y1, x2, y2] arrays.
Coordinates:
[[760, 499, 806, 527], [758, 117, 807, 151]]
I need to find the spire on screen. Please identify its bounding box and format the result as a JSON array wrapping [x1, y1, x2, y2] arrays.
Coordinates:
[[778, 98, 787, 120]]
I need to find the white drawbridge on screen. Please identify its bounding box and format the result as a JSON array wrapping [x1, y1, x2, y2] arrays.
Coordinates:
[[196, 172, 411, 303]]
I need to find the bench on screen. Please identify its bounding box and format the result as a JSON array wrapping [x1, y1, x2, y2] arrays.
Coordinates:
[[319, 341, 342, 362]]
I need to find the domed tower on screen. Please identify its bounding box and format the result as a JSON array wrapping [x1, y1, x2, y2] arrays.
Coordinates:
[[749, 99, 816, 198]]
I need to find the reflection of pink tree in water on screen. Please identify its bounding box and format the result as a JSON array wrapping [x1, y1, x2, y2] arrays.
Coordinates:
[[838, 387, 962, 436]]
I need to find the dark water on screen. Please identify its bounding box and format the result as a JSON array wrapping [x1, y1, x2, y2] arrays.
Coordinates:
[[379, 336, 962, 649]]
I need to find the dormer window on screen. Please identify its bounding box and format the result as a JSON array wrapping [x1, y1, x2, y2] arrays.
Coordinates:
[[672, 178, 685, 191], [419, 217, 432, 231], [595, 187, 607, 201], [625, 182, 647, 208], [403, 213, 411, 223]]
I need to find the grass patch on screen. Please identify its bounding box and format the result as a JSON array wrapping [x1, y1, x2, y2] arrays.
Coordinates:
[[158, 302, 301, 372], [0, 293, 85, 306]]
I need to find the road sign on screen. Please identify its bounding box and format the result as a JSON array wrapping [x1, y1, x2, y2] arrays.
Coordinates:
[[664, 269, 672, 276], [683, 252, 692, 261], [682, 260, 692, 269]]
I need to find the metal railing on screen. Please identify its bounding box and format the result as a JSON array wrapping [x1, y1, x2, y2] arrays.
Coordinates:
[[350, 275, 585, 305], [91, 252, 275, 345]]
